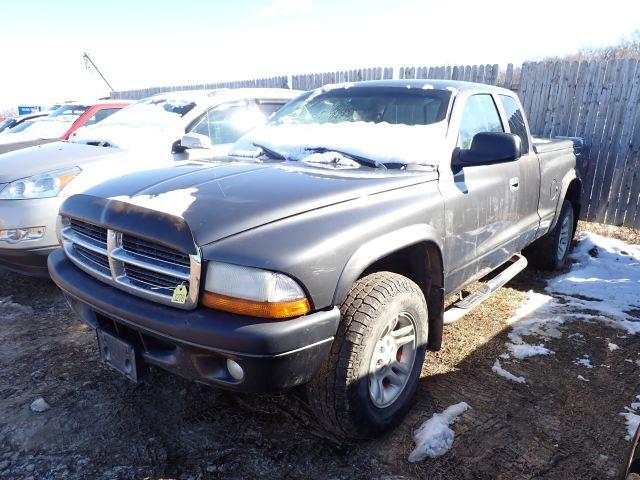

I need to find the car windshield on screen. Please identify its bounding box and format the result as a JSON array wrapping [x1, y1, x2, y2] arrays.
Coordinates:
[[0, 119, 15, 133], [270, 86, 451, 126], [6, 115, 74, 139], [5, 121, 35, 134], [233, 85, 452, 167], [98, 97, 197, 127], [48, 104, 88, 120]]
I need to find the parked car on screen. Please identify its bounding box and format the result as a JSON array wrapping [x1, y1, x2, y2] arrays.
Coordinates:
[[0, 88, 299, 276], [48, 80, 581, 438], [0, 101, 130, 154], [0, 112, 50, 135]]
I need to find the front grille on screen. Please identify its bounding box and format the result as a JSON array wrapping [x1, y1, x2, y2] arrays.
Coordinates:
[[70, 219, 107, 246], [122, 234, 190, 267], [124, 263, 186, 292], [74, 244, 110, 272], [61, 217, 200, 309]]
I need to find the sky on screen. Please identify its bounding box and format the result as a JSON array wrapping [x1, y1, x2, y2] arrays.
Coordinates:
[[1, 0, 639, 111]]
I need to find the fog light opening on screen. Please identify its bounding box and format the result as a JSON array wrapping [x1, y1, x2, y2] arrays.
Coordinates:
[[0, 226, 46, 244], [226, 359, 244, 381]]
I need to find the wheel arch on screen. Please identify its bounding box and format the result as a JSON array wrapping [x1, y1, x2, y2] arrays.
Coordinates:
[[549, 173, 582, 232], [332, 225, 445, 351]]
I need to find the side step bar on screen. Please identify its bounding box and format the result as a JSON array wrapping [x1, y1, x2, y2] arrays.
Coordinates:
[[443, 254, 528, 325]]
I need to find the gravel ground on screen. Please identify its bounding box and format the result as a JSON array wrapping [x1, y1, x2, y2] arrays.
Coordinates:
[[1, 221, 638, 479]]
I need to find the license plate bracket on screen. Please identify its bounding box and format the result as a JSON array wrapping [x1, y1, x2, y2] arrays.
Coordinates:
[[96, 329, 140, 382]]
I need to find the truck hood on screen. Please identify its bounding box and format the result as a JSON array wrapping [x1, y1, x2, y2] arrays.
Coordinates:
[[0, 141, 127, 183], [83, 161, 438, 247]]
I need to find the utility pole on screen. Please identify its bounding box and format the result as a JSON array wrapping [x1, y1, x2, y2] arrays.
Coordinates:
[[83, 52, 115, 93]]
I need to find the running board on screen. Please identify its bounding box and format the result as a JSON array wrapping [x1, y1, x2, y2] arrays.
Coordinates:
[[443, 254, 528, 325]]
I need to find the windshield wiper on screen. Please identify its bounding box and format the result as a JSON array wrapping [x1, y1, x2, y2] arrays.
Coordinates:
[[253, 143, 287, 161], [304, 147, 387, 169]]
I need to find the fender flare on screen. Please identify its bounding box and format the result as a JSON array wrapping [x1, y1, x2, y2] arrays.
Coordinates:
[[332, 223, 444, 306], [549, 171, 582, 232]]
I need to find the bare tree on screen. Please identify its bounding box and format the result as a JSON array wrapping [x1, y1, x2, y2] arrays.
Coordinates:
[[542, 29, 640, 62]]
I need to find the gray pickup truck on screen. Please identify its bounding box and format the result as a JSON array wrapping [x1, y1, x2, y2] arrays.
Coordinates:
[[48, 80, 581, 438]]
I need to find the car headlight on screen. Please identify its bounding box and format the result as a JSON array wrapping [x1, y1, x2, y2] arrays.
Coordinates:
[[202, 261, 310, 319], [0, 166, 81, 199]]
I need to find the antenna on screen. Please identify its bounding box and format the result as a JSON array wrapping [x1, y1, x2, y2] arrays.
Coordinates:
[[83, 52, 115, 92]]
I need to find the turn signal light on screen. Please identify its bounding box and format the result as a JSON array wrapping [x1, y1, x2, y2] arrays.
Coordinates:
[[202, 291, 310, 319]]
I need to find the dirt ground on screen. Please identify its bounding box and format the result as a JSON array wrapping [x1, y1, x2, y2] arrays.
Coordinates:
[[1, 221, 639, 479]]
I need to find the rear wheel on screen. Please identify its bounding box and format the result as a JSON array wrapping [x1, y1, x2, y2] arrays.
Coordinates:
[[526, 200, 575, 270], [306, 272, 428, 438]]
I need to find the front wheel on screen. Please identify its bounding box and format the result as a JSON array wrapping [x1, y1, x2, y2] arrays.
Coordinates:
[[306, 272, 428, 438]]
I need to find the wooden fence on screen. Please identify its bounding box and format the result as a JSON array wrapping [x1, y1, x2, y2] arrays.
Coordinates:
[[110, 76, 289, 100], [110, 61, 640, 228], [291, 67, 393, 90], [518, 60, 640, 227]]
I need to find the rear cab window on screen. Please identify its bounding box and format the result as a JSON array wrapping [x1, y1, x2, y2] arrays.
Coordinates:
[[499, 95, 530, 154], [458, 94, 504, 150]]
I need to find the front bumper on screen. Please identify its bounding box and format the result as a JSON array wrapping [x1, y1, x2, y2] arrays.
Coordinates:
[[0, 197, 62, 276], [48, 249, 341, 393], [0, 245, 59, 277]]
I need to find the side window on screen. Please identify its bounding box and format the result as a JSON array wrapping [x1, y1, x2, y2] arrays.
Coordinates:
[[255, 101, 286, 120], [458, 94, 504, 150], [188, 103, 266, 145], [499, 95, 529, 153], [82, 108, 120, 127]]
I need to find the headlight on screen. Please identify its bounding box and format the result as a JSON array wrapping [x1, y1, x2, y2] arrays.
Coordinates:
[[0, 166, 81, 199], [202, 261, 310, 319]]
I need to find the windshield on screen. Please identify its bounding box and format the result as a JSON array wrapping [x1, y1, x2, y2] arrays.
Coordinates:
[[98, 97, 197, 128], [48, 104, 88, 120], [270, 86, 451, 126], [0, 119, 16, 133], [232, 85, 452, 167], [6, 116, 74, 139], [5, 120, 35, 134]]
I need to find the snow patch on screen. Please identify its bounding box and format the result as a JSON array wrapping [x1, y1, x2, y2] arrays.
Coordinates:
[[574, 356, 593, 369], [408, 402, 471, 462], [0, 296, 33, 320], [109, 188, 198, 218], [234, 121, 447, 166], [577, 375, 590, 382], [608, 343, 620, 351], [546, 232, 640, 334], [507, 342, 553, 360], [492, 360, 526, 384], [30, 397, 50, 413]]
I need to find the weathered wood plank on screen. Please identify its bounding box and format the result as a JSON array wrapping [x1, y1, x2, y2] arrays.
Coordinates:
[[580, 61, 612, 215], [592, 59, 630, 222], [585, 60, 620, 220], [608, 60, 640, 224]]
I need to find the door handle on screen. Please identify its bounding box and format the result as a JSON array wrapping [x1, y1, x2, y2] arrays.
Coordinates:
[[509, 177, 520, 192]]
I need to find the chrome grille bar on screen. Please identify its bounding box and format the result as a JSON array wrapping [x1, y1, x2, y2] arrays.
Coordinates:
[[61, 219, 200, 310]]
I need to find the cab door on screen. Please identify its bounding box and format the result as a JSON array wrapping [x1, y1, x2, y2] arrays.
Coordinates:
[[497, 94, 541, 251], [439, 93, 521, 295]]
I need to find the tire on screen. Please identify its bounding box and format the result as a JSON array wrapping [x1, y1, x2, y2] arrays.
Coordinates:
[[306, 272, 428, 438], [525, 200, 575, 271]]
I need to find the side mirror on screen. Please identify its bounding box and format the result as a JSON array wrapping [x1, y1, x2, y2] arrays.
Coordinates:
[[180, 132, 212, 149], [453, 132, 521, 168]]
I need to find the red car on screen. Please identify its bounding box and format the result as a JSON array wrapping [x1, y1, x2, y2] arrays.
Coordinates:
[[61, 100, 133, 140], [0, 100, 132, 154]]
